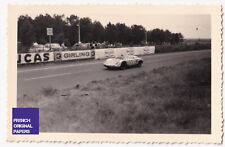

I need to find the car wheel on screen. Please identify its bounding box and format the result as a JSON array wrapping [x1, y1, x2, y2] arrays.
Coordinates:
[[120, 62, 127, 70], [137, 61, 143, 67]]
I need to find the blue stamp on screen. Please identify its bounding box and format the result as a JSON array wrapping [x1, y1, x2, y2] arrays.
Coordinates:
[[12, 108, 39, 135]]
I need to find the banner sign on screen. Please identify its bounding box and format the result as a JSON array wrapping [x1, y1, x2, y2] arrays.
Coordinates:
[[61, 50, 92, 61], [54, 52, 62, 61], [17, 52, 54, 64], [91, 50, 95, 58]]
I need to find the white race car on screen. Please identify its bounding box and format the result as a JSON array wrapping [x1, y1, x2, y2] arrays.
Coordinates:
[[104, 55, 143, 70]]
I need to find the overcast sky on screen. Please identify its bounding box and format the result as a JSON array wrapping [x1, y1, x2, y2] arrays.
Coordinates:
[[25, 6, 211, 39], [88, 14, 210, 39]]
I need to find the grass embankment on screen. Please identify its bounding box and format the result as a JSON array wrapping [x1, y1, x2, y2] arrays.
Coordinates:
[[155, 42, 211, 53], [18, 57, 211, 133]]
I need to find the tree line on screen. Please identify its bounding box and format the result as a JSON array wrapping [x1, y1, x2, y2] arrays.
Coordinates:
[[18, 14, 184, 47]]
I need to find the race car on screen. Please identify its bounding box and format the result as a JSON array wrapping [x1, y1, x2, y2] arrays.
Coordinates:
[[103, 55, 143, 70]]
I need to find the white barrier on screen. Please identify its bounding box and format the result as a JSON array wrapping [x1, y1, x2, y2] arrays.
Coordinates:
[[95, 48, 114, 59], [143, 46, 155, 54], [17, 47, 155, 64], [17, 52, 54, 64], [95, 46, 155, 59], [61, 50, 94, 61]]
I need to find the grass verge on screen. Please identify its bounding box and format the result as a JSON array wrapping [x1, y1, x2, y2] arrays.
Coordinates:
[[155, 42, 211, 53], [18, 57, 211, 133]]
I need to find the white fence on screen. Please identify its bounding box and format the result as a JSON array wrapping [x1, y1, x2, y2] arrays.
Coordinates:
[[17, 46, 155, 64], [95, 46, 155, 59]]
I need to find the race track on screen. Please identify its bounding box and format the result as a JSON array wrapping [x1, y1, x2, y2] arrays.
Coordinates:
[[17, 50, 210, 98]]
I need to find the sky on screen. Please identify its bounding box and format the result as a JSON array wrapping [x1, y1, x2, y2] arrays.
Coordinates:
[[24, 5, 211, 39], [89, 14, 211, 39]]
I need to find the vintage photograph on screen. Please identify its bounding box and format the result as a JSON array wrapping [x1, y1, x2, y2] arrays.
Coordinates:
[[7, 4, 222, 143], [17, 11, 211, 134]]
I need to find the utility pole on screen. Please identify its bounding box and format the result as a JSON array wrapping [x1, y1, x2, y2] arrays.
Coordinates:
[[77, 18, 81, 44], [49, 35, 51, 50], [145, 31, 148, 45]]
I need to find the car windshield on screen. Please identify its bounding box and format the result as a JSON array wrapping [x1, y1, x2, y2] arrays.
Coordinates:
[[116, 56, 124, 59]]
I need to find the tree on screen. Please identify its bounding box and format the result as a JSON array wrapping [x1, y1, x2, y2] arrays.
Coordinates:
[[18, 15, 36, 47], [65, 15, 79, 46], [147, 29, 183, 45], [115, 23, 131, 44], [33, 14, 66, 44], [92, 21, 105, 42], [33, 14, 52, 44], [66, 15, 79, 26], [147, 28, 166, 44], [18, 14, 184, 48], [130, 25, 145, 44], [170, 33, 184, 44], [80, 17, 93, 42], [105, 22, 117, 44], [51, 15, 66, 44]]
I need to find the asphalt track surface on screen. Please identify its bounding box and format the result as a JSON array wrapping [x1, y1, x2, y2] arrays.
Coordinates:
[[18, 50, 210, 97]]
